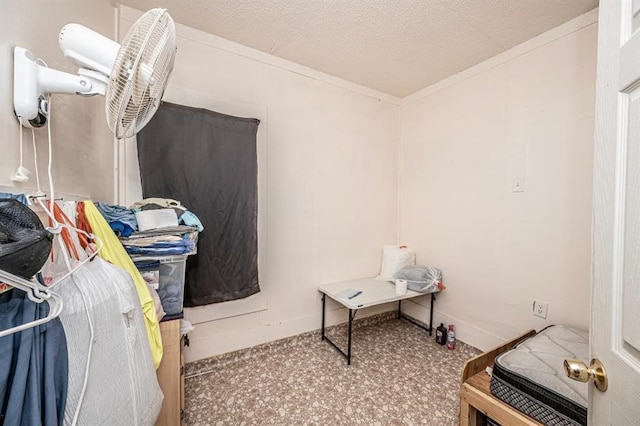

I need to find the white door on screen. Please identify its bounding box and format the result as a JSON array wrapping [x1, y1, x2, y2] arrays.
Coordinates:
[[590, 1, 640, 424]]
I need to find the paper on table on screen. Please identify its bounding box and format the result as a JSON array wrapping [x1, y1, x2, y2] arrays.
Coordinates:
[[336, 288, 361, 299]]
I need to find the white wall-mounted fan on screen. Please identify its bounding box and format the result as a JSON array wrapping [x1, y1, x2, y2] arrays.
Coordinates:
[[13, 8, 176, 139]]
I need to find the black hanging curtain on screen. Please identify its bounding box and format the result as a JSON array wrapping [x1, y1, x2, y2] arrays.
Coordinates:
[[136, 102, 260, 306]]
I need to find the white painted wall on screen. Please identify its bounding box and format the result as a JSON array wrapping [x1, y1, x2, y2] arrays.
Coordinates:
[[399, 15, 597, 351], [119, 7, 401, 362], [120, 7, 598, 360], [0, 0, 115, 201]]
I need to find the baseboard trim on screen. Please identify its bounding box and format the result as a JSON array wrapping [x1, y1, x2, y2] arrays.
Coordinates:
[[185, 296, 512, 362], [184, 302, 396, 363], [401, 298, 507, 352]]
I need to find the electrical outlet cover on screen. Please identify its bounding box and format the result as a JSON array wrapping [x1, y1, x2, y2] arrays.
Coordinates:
[[533, 300, 548, 319]]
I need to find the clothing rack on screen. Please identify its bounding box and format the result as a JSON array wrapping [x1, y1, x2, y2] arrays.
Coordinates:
[[0, 185, 89, 201]]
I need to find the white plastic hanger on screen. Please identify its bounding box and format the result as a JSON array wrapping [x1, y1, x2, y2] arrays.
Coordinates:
[[28, 194, 103, 289], [0, 268, 64, 338]]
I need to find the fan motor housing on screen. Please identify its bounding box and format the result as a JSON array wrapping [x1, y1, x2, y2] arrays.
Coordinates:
[[12, 8, 176, 139]]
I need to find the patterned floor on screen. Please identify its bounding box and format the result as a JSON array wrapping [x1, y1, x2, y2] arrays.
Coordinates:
[[185, 312, 481, 425]]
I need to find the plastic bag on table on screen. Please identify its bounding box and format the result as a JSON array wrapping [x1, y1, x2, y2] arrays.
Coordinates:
[[393, 265, 446, 293]]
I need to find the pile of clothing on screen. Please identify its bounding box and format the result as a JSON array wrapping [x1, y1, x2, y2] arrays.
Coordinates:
[[95, 198, 203, 257], [95, 198, 202, 318]]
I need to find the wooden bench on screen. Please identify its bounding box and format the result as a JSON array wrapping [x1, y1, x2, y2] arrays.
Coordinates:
[[460, 330, 543, 426]]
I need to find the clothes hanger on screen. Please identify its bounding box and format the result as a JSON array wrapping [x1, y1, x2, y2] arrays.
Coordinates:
[[27, 195, 103, 289], [0, 268, 64, 339]]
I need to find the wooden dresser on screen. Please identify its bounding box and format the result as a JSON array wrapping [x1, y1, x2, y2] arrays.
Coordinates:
[[155, 319, 186, 426]]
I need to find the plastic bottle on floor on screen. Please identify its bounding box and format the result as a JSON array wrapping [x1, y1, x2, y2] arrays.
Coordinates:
[[446, 324, 456, 350], [435, 323, 447, 345]]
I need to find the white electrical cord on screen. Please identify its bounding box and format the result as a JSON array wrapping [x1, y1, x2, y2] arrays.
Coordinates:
[[31, 129, 41, 193], [18, 118, 23, 166], [11, 116, 31, 182], [17, 117, 24, 173], [46, 96, 55, 209]]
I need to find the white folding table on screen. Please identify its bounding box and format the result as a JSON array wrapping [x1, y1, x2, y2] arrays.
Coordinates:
[[318, 277, 439, 365]]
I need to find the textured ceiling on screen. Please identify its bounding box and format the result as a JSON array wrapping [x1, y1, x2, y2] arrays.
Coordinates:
[[118, 0, 598, 97]]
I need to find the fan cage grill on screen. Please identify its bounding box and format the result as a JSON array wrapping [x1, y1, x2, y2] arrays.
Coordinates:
[[106, 8, 176, 139]]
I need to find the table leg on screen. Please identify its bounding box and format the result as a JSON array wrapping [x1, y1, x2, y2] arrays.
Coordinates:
[[347, 309, 353, 365], [321, 294, 326, 341], [319, 294, 357, 365], [397, 293, 438, 337], [429, 293, 435, 336], [460, 397, 470, 426]]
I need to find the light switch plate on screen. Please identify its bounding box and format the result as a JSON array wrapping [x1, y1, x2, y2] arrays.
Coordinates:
[[512, 178, 525, 193]]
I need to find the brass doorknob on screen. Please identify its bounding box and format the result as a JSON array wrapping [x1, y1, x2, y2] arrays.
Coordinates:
[[564, 358, 608, 392]]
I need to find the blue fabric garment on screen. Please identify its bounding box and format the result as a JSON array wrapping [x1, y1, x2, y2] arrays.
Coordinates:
[[0, 289, 68, 426], [179, 211, 204, 232], [127, 246, 189, 256], [95, 202, 138, 237], [110, 221, 132, 237], [125, 237, 195, 256], [0, 193, 28, 205], [134, 260, 161, 271]]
